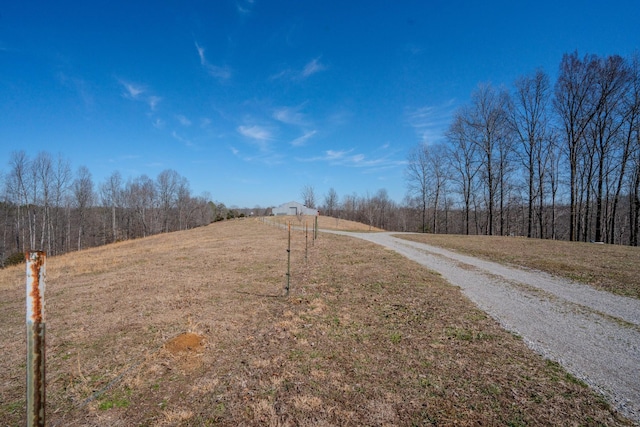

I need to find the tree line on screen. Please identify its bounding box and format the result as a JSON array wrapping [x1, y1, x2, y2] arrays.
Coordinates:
[[3, 51, 638, 266], [315, 52, 640, 245], [1, 151, 214, 266]]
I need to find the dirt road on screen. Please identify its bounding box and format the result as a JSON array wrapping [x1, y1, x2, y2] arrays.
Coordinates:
[[326, 230, 640, 424]]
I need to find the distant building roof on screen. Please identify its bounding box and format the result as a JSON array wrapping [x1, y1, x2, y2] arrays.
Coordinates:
[[272, 201, 318, 216]]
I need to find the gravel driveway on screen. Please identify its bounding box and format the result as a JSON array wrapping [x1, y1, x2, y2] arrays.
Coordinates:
[[325, 231, 640, 424]]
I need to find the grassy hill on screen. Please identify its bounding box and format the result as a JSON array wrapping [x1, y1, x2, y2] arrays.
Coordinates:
[[264, 214, 385, 231], [0, 219, 632, 425]]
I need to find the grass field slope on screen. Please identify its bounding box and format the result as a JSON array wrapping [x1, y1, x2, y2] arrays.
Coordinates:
[[0, 219, 634, 425]]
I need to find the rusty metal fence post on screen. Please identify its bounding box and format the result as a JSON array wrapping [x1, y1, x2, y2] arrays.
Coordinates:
[[26, 251, 46, 427]]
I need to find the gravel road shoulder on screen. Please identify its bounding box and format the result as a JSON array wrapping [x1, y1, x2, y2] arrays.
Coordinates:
[[325, 230, 640, 424]]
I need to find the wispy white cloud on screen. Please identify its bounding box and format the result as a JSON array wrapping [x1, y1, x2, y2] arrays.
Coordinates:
[[326, 149, 349, 160], [290, 130, 317, 147], [171, 131, 194, 148], [299, 149, 351, 163], [273, 105, 308, 126], [298, 148, 405, 171], [406, 100, 456, 143], [270, 57, 327, 81], [195, 42, 205, 62], [273, 104, 317, 146], [302, 57, 326, 77], [236, 0, 255, 14], [230, 145, 285, 166], [152, 118, 165, 129], [237, 124, 274, 152], [238, 125, 272, 141], [120, 80, 145, 99], [148, 95, 162, 111], [57, 72, 94, 109], [195, 42, 231, 81], [176, 114, 192, 126], [118, 78, 162, 111], [268, 69, 289, 81], [200, 118, 212, 128]]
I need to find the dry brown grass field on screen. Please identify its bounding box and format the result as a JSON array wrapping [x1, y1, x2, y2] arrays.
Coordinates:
[[396, 233, 640, 299], [264, 214, 384, 232], [0, 218, 633, 426]]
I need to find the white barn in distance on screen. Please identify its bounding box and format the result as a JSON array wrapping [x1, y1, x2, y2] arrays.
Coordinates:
[[272, 201, 319, 216]]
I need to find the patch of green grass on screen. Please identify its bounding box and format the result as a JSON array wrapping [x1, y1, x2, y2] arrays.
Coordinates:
[[2, 399, 23, 414], [506, 416, 526, 427], [390, 331, 402, 344], [564, 372, 588, 387], [288, 349, 305, 361], [445, 327, 474, 341], [484, 383, 502, 396], [445, 327, 495, 341], [98, 387, 132, 410], [98, 396, 130, 410]]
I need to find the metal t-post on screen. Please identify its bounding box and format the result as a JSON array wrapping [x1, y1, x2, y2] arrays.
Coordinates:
[[26, 251, 46, 427], [285, 222, 291, 296]]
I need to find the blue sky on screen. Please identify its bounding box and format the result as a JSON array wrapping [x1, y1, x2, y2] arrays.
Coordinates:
[[1, 1, 639, 208]]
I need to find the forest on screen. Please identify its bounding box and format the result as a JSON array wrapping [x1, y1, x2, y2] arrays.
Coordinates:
[[317, 52, 640, 246], [0, 156, 216, 267], [2, 52, 639, 267]]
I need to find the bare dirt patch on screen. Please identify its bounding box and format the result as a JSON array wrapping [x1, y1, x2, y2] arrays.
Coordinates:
[[396, 233, 640, 299], [0, 219, 633, 425], [164, 333, 205, 355]]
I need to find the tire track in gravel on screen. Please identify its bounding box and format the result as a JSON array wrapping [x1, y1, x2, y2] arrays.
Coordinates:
[[324, 230, 640, 424]]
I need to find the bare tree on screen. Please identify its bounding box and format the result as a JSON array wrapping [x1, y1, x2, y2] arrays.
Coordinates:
[[33, 152, 54, 251], [51, 155, 72, 254], [340, 193, 357, 222], [545, 131, 562, 239], [100, 171, 123, 243], [631, 136, 640, 246], [7, 151, 31, 251], [405, 143, 431, 232], [323, 187, 338, 217], [176, 178, 193, 230], [372, 188, 391, 230], [554, 52, 599, 241], [467, 83, 511, 235], [426, 144, 449, 233], [157, 169, 181, 233], [124, 175, 156, 238], [509, 69, 551, 238], [586, 55, 632, 243], [610, 55, 640, 244], [72, 166, 94, 251], [301, 184, 316, 209], [446, 110, 480, 235]]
